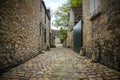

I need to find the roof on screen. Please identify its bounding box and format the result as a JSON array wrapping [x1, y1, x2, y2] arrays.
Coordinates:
[[71, 7, 82, 23], [41, 0, 51, 20], [71, 7, 82, 15]]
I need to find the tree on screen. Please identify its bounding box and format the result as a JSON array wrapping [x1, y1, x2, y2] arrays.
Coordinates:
[[53, 0, 82, 40], [59, 28, 67, 43], [70, 0, 82, 7], [53, 0, 82, 29], [59, 28, 67, 39], [53, 2, 70, 29], [53, 2, 70, 41]]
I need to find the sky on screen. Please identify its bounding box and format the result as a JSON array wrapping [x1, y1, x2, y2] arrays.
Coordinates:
[[43, 0, 67, 30]]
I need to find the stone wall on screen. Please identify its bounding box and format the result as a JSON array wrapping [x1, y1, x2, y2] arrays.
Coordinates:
[[0, 0, 41, 73], [46, 10, 51, 50], [50, 33, 55, 48], [82, 0, 93, 58], [67, 8, 75, 48], [40, 0, 47, 51], [67, 7, 82, 49], [83, 0, 120, 71]]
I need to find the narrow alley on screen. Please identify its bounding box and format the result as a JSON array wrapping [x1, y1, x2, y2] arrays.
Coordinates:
[[0, 0, 120, 80], [0, 45, 120, 80]]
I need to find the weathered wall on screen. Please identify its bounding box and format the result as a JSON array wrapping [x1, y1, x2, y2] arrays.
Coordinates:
[[0, 0, 41, 73], [40, 1, 46, 51], [46, 10, 51, 50], [82, 0, 92, 57], [50, 33, 55, 48], [67, 7, 82, 49], [67, 8, 75, 48], [83, 0, 120, 71]]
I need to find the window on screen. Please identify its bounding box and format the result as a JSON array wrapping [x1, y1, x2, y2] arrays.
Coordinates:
[[40, 22, 41, 36], [44, 29, 46, 43], [45, 14, 46, 23], [90, 0, 101, 17], [40, 3, 42, 11]]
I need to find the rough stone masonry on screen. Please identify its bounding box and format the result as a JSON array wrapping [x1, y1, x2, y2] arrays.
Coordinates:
[[83, 0, 120, 71], [0, 0, 41, 73]]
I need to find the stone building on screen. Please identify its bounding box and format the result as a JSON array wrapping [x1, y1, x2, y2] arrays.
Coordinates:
[[50, 34, 55, 48], [40, 0, 49, 51], [0, 0, 51, 73], [67, 7, 82, 48], [45, 9, 51, 51], [83, 0, 120, 71], [50, 30, 58, 47]]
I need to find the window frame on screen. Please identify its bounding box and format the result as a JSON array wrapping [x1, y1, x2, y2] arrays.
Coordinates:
[[90, 0, 101, 20]]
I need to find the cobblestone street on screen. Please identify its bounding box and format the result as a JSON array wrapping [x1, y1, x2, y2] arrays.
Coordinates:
[[0, 45, 120, 80]]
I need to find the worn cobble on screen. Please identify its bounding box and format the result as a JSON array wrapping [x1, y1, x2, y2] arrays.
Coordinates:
[[0, 45, 120, 80]]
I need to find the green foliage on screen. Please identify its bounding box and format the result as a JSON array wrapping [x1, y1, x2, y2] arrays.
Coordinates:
[[69, 0, 82, 7], [53, 0, 82, 29], [53, 0, 82, 39], [59, 28, 67, 39], [53, 2, 70, 29]]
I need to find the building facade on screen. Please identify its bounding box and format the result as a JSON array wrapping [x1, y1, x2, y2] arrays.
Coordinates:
[[51, 30, 59, 47], [0, 0, 51, 73], [40, 0, 47, 51], [67, 7, 82, 48], [83, 0, 120, 71], [45, 9, 51, 50]]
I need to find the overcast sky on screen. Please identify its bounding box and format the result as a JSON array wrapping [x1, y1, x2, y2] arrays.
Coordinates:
[[43, 0, 67, 30]]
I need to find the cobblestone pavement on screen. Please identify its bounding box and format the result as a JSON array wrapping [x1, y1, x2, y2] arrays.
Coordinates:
[[0, 46, 120, 80]]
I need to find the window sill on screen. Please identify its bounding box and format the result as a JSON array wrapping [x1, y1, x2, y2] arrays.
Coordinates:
[[90, 11, 101, 21]]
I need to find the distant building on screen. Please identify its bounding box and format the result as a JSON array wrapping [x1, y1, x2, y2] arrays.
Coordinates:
[[52, 30, 59, 38], [50, 30, 59, 47]]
